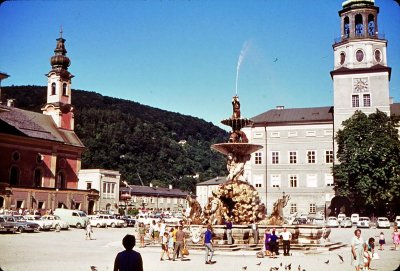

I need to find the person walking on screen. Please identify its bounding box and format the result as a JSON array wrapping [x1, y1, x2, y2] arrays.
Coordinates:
[[392, 226, 400, 250], [378, 232, 385, 250], [264, 229, 272, 256], [138, 223, 146, 248], [251, 222, 259, 244], [225, 218, 233, 245], [173, 226, 185, 261], [168, 228, 175, 256], [113, 234, 143, 271], [85, 221, 93, 240], [281, 227, 292, 256], [160, 232, 171, 261], [269, 228, 279, 258], [204, 224, 216, 264], [351, 229, 365, 271]]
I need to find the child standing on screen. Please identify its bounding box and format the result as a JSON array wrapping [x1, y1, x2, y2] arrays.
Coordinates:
[[168, 227, 175, 256], [160, 232, 171, 261], [379, 232, 385, 250]]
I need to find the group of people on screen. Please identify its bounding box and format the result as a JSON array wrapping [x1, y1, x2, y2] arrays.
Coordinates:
[[263, 227, 292, 257]]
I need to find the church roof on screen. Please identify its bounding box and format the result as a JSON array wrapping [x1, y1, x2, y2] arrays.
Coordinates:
[[0, 104, 84, 148], [250, 106, 334, 126]]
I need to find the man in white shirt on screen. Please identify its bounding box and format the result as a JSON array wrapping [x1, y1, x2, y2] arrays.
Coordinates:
[[281, 227, 292, 256]]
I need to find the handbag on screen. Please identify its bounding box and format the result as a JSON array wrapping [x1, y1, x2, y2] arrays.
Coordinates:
[[182, 246, 190, 256]]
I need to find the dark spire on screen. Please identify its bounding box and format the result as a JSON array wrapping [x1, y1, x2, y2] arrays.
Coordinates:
[[50, 29, 71, 71]]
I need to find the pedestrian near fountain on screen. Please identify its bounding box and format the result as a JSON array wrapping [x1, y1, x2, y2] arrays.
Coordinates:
[[168, 228, 175, 256], [281, 227, 292, 256], [204, 224, 216, 264], [269, 228, 279, 258], [351, 229, 365, 271], [138, 223, 146, 248], [173, 226, 185, 261], [251, 221, 259, 244], [225, 218, 233, 245], [264, 229, 272, 256], [160, 232, 171, 261]]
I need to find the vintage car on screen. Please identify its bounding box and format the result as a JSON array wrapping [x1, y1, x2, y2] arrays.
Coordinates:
[[327, 216, 339, 228], [376, 217, 390, 229], [87, 215, 108, 228], [96, 214, 126, 228], [2, 215, 40, 233], [40, 215, 70, 230], [339, 217, 352, 228], [0, 216, 17, 233], [113, 215, 135, 227], [23, 215, 53, 231], [357, 217, 371, 228]]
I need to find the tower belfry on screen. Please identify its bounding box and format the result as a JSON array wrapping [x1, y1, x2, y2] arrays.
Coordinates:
[[42, 31, 75, 130], [331, 0, 392, 150]]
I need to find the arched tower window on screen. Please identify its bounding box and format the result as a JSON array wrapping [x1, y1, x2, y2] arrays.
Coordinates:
[[355, 14, 364, 37], [51, 82, 56, 95], [62, 83, 68, 96], [368, 14, 375, 36], [34, 168, 43, 187], [10, 166, 20, 186], [343, 16, 350, 38], [56, 171, 66, 189]]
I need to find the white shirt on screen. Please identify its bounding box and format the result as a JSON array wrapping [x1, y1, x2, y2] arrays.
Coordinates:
[[281, 231, 292, 241]]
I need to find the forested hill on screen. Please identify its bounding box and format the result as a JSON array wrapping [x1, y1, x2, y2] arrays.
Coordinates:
[[2, 86, 228, 192]]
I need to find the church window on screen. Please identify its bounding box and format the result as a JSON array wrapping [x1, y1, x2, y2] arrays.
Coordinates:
[[10, 166, 20, 186], [368, 15, 375, 36], [51, 83, 56, 95], [34, 168, 43, 187], [374, 50, 381, 62], [56, 171, 66, 189], [355, 14, 364, 36], [363, 94, 371, 107], [352, 95, 360, 107], [62, 83, 68, 96], [343, 17, 350, 38], [356, 50, 364, 62]]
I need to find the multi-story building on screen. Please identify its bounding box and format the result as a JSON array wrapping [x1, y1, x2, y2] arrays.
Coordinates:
[[78, 169, 120, 214], [196, 176, 226, 208], [0, 33, 99, 214], [242, 0, 396, 217]]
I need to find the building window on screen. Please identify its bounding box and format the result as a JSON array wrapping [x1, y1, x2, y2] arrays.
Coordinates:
[[289, 151, 297, 164], [51, 83, 56, 95], [10, 166, 20, 186], [62, 83, 68, 96], [325, 150, 333, 163], [324, 130, 333, 136], [150, 197, 155, 203], [325, 174, 334, 186], [352, 95, 360, 107], [255, 183, 262, 188], [56, 172, 66, 189], [253, 132, 263, 139], [255, 152, 262, 164], [309, 203, 316, 214], [306, 131, 316, 137], [289, 174, 298, 188], [288, 131, 298, 137], [16, 200, 24, 209], [271, 132, 280, 138], [38, 201, 45, 209], [363, 94, 371, 107], [271, 174, 281, 188], [307, 151, 316, 164], [307, 174, 317, 187], [271, 151, 279, 164], [34, 168, 42, 187], [86, 182, 92, 190], [159, 197, 164, 203], [290, 203, 297, 214]]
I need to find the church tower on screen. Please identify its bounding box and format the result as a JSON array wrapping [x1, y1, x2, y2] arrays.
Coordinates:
[[42, 30, 75, 130], [331, 0, 392, 144]]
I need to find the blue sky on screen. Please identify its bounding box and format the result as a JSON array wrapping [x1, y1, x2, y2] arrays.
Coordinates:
[[1, 0, 399, 130]]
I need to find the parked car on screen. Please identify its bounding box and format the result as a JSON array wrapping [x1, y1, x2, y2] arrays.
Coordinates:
[[87, 215, 108, 228], [357, 217, 371, 228], [291, 217, 307, 225], [395, 216, 400, 227], [53, 209, 89, 229], [114, 215, 135, 227], [351, 213, 360, 225], [0, 216, 17, 233], [337, 213, 346, 222], [339, 217, 352, 228], [2, 215, 40, 233], [135, 213, 153, 225], [23, 215, 53, 231], [41, 215, 69, 230], [310, 217, 326, 226], [96, 214, 126, 228], [376, 217, 390, 229], [327, 216, 339, 228]]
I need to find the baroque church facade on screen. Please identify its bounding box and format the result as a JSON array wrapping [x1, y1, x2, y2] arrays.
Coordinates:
[[0, 33, 99, 214], [242, 0, 397, 217]]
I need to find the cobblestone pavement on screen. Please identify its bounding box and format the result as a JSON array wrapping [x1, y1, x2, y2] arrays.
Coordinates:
[[0, 227, 399, 271]]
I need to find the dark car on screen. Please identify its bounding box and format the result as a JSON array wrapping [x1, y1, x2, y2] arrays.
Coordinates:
[[3, 215, 40, 233], [0, 216, 17, 233], [113, 215, 135, 227], [291, 217, 308, 225]]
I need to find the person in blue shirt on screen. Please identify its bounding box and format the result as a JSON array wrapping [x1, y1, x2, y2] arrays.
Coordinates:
[[204, 224, 216, 264], [225, 218, 233, 245]]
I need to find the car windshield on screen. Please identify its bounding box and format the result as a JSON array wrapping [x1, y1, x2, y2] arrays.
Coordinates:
[[78, 212, 87, 217], [378, 218, 388, 221]]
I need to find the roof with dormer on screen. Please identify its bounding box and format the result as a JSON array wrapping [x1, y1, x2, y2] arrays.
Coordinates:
[[0, 104, 84, 148]]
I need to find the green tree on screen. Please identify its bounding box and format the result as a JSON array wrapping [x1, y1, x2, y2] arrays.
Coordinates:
[[333, 110, 400, 218]]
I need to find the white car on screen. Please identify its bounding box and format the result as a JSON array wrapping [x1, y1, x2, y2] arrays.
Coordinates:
[[357, 217, 371, 228], [337, 213, 346, 222], [339, 217, 352, 228], [96, 214, 126, 228], [41, 215, 69, 230], [395, 216, 400, 227], [376, 217, 390, 229], [23, 215, 53, 231], [87, 215, 108, 228], [327, 216, 339, 227]]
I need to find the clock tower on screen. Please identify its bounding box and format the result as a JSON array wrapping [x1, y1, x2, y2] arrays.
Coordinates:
[[42, 30, 75, 130], [331, 0, 392, 146]]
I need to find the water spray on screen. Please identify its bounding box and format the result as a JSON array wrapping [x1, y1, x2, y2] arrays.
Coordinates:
[[235, 41, 250, 95]]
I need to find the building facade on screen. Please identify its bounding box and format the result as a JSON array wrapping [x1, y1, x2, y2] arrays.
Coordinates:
[[196, 176, 226, 208], [78, 169, 120, 214], [242, 0, 395, 217], [0, 33, 99, 214]]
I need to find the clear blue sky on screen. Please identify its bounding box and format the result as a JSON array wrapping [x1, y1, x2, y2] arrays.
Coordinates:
[[1, 0, 399, 130]]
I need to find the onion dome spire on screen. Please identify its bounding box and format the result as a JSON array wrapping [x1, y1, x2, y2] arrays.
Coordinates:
[[50, 27, 71, 70]]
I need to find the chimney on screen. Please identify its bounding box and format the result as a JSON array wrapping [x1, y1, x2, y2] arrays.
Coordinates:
[[149, 183, 153, 188], [276, 105, 285, 110], [7, 99, 15, 107], [169, 184, 172, 190]]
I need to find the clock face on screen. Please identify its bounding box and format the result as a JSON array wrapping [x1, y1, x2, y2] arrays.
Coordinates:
[[374, 50, 381, 62], [340, 52, 346, 65], [353, 78, 368, 92], [356, 50, 364, 62]]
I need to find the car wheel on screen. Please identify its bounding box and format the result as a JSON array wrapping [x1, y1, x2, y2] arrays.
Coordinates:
[[96, 223, 101, 228], [17, 226, 23, 233], [76, 223, 82, 229], [111, 222, 116, 228], [55, 225, 61, 231], [38, 226, 42, 231]]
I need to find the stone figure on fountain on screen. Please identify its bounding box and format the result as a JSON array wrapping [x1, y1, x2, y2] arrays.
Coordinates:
[[265, 194, 291, 225], [186, 195, 203, 225]]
